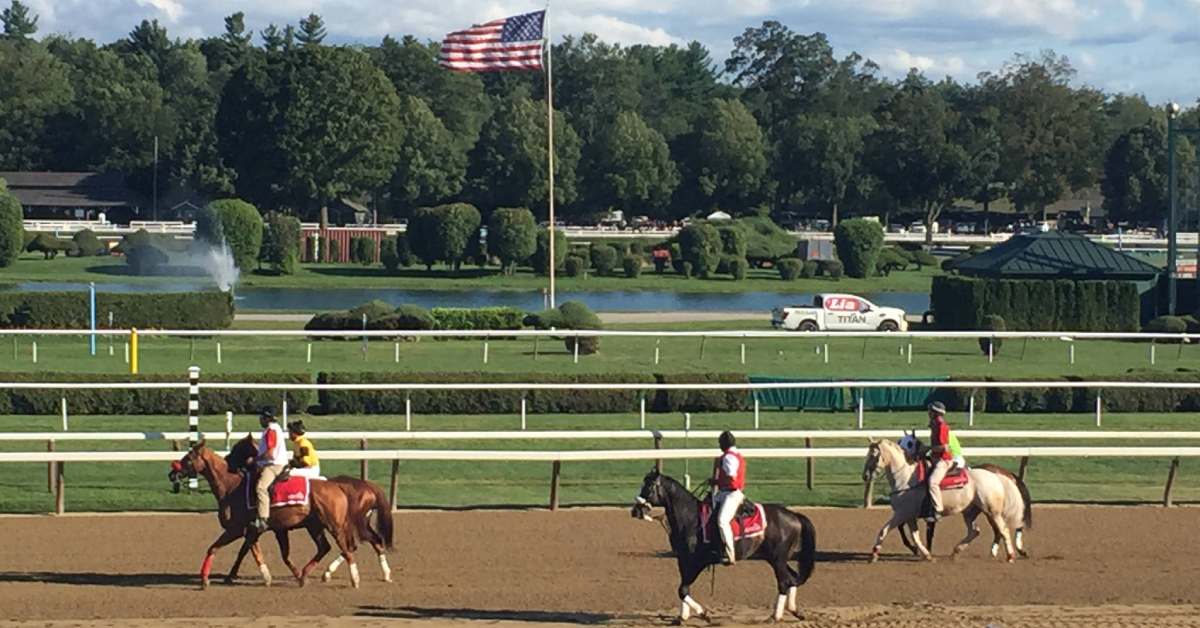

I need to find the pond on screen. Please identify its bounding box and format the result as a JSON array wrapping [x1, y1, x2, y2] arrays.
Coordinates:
[[12, 282, 932, 314]]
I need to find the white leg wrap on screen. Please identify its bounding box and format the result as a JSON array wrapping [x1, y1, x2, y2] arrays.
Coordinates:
[[379, 555, 392, 582], [787, 586, 798, 613], [1016, 529, 1025, 551], [774, 593, 787, 621], [990, 542, 999, 558], [684, 595, 703, 614], [680, 600, 691, 621], [323, 555, 344, 582], [349, 562, 360, 588], [259, 563, 272, 586]]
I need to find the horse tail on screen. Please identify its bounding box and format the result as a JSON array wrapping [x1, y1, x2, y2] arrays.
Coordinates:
[[1014, 475, 1033, 531], [794, 512, 816, 585], [367, 481, 395, 551]]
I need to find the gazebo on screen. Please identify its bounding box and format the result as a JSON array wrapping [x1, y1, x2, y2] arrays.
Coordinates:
[[951, 231, 1160, 281]]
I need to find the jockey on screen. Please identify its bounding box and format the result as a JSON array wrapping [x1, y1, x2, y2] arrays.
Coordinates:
[[949, 431, 966, 469], [710, 430, 745, 566], [252, 408, 289, 533], [926, 401, 954, 522], [286, 420, 321, 479]]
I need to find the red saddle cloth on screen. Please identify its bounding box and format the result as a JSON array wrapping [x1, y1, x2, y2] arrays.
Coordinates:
[[917, 463, 971, 490], [244, 474, 311, 509], [699, 501, 767, 544]]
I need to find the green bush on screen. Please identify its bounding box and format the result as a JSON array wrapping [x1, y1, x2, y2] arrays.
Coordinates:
[[876, 247, 909, 276], [0, 183, 23, 267], [380, 237, 400, 272], [1145, 315, 1187, 334], [730, 258, 748, 280], [0, 291, 233, 329], [531, 228, 567, 275], [669, 242, 685, 274], [431, 307, 525, 330], [1181, 315, 1200, 334], [911, 250, 939, 269], [328, 238, 341, 262], [466, 228, 487, 266], [777, 258, 802, 280], [408, 207, 439, 269], [823, 259, 844, 280], [832, 218, 884, 278], [558, 301, 601, 355], [305, 302, 440, 334], [21, 231, 36, 250], [628, 241, 644, 256], [681, 261, 694, 278], [488, 208, 538, 275], [801, 260, 819, 279], [979, 314, 1005, 355], [70, 229, 106, 257], [931, 276, 1139, 331], [623, 255, 642, 278], [125, 244, 169, 275], [26, 233, 72, 258], [654, 373, 750, 412], [718, 226, 748, 257], [932, 371, 1200, 414], [194, 203, 224, 248], [678, 223, 722, 277], [439, 203, 483, 270], [564, 255, 586, 277], [739, 216, 796, 262], [351, 236, 376, 265], [261, 213, 301, 274], [205, 199, 263, 270], [589, 243, 619, 276]]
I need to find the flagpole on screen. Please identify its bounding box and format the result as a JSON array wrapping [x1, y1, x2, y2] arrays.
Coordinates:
[[545, 2, 556, 309]]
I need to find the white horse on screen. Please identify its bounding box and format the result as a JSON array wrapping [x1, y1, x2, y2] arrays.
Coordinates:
[[863, 438, 1030, 562]]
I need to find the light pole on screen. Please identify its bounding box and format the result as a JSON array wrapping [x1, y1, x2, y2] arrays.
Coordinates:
[[1167, 102, 1200, 315]]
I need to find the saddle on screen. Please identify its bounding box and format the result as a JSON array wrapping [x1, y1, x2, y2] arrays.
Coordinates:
[[916, 461, 970, 490], [698, 498, 766, 545], [243, 469, 311, 510]]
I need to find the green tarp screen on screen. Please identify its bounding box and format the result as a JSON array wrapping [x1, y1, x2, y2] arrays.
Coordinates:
[[749, 377, 844, 410]]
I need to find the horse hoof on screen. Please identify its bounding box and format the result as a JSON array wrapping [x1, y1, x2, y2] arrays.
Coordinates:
[[1006, 554, 1016, 564], [200, 579, 209, 591], [321, 572, 332, 583]]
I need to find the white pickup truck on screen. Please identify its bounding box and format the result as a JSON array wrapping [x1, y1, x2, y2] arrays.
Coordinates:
[[771, 294, 908, 332]]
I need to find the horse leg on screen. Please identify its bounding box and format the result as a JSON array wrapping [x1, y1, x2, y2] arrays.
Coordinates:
[[898, 521, 919, 556], [331, 529, 360, 589], [988, 512, 1016, 563], [869, 514, 898, 563], [952, 509, 982, 558], [769, 558, 800, 622], [224, 538, 253, 585], [925, 519, 936, 554], [248, 541, 273, 586], [321, 541, 343, 583], [299, 521, 332, 587], [274, 529, 302, 580], [675, 560, 708, 624], [200, 528, 241, 590]]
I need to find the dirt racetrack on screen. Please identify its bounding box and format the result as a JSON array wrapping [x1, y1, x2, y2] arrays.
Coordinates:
[[1, 506, 1199, 627]]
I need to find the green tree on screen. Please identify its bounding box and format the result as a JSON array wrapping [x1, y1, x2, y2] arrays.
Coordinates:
[[487, 207, 537, 275], [552, 35, 641, 144], [435, 203, 482, 271], [531, 228, 567, 275], [1, 0, 37, 40], [777, 113, 875, 225], [408, 206, 440, 270], [833, 218, 884, 278], [691, 99, 768, 212], [677, 223, 722, 277], [589, 111, 679, 214], [0, 179, 23, 267], [388, 95, 464, 214], [206, 199, 263, 270], [261, 212, 301, 274], [0, 39, 72, 170], [296, 14, 326, 47], [1102, 120, 1196, 224]]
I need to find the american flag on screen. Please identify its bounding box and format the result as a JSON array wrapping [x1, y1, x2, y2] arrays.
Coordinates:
[[439, 10, 545, 72]]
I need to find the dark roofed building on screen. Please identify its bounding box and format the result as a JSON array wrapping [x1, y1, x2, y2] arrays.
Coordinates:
[[0, 172, 143, 221], [952, 230, 1160, 281]]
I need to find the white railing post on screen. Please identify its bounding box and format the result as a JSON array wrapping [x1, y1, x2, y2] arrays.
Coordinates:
[[394, 342, 400, 363], [225, 411, 233, 449], [31, 341, 37, 364], [857, 395, 864, 430], [823, 343, 829, 365], [520, 396, 527, 431], [483, 341, 489, 365], [405, 396, 412, 431], [654, 339, 660, 366], [61, 398, 68, 431], [907, 342, 913, 365], [1151, 344, 1156, 365], [740, 342, 746, 365], [988, 339, 994, 364], [754, 397, 760, 429], [1070, 344, 1075, 365], [639, 396, 646, 430], [1096, 392, 1103, 427], [186, 366, 200, 491], [216, 342, 222, 365], [969, 395, 975, 427], [306, 342, 312, 364]]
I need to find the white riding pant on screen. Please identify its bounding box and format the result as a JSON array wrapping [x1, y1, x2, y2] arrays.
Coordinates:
[[715, 489, 744, 560], [289, 466, 322, 479], [928, 459, 952, 515]]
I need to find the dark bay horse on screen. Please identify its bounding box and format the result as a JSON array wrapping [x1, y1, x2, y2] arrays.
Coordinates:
[[631, 470, 816, 622], [222, 435, 396, 583], [175, 441, 361, 589]]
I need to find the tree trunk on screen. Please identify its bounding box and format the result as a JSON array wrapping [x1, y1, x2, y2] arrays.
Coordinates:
[[319, 204, 329, 263], [831, 202, 839, 227], [983, 198, 990, 234]]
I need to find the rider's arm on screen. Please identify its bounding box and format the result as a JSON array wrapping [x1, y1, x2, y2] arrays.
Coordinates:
[[258, 429, 277, 463], [930, 423, 949, 453], [721, 453, 739, 479]]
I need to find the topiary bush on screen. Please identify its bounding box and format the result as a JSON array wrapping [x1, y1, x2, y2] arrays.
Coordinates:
[[730, 258, 748, 280], [718, 226, 748, 257], [669, 242, 685, 274], [70, 229, 106, 257], [125, 244, 169, 275], [681, 261, 694, 278], [351, 236, 376, 266], [628, 241, 644, 256], [431, 307, 525, 330], [876, 247, 909, 276], [590, 243, 618, 276], [205, 199, 263, 270], [488, 207, 537, 275], [261, 213, 301, 274], [822, 259, 844, 280], [558, 301, 602, 355], [801, 260, 818, 279], [979, 314, 1006, 356], [531, 228, 567, 275], [832, 218, 884, 278], [1145, 315, 1187, 334], [777, 258, 802, 281], [0, 182, 23, 267], [380, 237, 401, 272], [26, 233, 72, 259], [622, 255, 642, 278], [678, 223, 722, 277], [564, 255, 586, 278], [911, 249, 939, 269], [0, 291, 233, 329], [328, 238, 341, 263]]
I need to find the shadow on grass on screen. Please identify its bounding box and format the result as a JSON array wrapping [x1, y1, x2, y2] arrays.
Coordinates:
[[356, 605, 619, 625]]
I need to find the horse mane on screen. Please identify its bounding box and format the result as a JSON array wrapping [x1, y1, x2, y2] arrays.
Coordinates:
[[875, 438, 907, 462]]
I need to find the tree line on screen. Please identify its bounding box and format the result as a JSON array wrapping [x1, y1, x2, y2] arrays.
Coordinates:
[[1, 2, 1197, 233]]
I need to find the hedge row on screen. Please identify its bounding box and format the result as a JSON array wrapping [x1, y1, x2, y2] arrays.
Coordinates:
[[316, 372, 750, 414], [0, 372, 312, 415], [0, 291, 234, 329], [931, 276, 1139, 331], [930, 371, 1200, 413]]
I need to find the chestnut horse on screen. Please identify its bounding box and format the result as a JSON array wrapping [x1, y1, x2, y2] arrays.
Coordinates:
[[175, 441, 361, 589], [221, 435, 396, 583]]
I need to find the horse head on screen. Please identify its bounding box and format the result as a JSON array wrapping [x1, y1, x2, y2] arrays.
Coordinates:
[[224, 433, 257, 473], [862, 439, 883, 482], [631, 468, 663, 521], [172, 439, 210, 485]]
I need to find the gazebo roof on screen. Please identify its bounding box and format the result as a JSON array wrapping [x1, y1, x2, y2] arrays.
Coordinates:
[[953, 231, 1160, 280]]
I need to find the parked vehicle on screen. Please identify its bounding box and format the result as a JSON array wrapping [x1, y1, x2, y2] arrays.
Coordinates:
[[771, 294, 908, 332]]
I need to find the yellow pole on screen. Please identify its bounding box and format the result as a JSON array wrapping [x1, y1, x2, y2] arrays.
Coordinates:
[[130, 328, 139, 375]]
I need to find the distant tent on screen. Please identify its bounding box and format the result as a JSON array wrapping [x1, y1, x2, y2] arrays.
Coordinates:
[[706, 210, 732, 221]]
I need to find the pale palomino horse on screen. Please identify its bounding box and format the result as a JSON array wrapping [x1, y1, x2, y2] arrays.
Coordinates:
[[862, 438, 1027, 562]]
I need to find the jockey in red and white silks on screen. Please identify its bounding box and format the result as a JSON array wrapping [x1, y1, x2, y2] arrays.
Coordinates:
[[712, 430, 746, 565], [253, 408, 289, 531], [926, 401, 954, 522]]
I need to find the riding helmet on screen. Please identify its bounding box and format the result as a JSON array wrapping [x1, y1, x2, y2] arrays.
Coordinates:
[[287, 420, 306, 435], [718, 430, 736, 450], [259, 407, 276, 422]]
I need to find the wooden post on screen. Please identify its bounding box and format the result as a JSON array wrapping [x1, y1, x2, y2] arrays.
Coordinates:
[[863, 470, 875, 508], [55, 461, 65, 515], [389, 460, 400, 510], [1164, 457, 1181, 507], [46, 440, 55, 493], [860, 337, 868, 359], [653, 432, 663, 473], [1018, 456, 1030, 484], [549, 461, 562, 511], [699, 337, 706, 360], [804, 437, 814, 490], [359, 438, 368, 481]]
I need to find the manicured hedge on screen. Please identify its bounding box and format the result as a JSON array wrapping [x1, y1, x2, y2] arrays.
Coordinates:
[[0, 372, 312, 415], [0, 291, 234, 329], [931, 371, 1200, 413], [931, 275, 1139, 331], [654, 372, 751, 412], [430, 307, 526, 330]]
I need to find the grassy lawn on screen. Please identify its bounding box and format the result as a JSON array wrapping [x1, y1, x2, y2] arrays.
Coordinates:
[[3, 411, 1198, 513], [0, 252, 940, 294], [0, 323, 1190, 377]]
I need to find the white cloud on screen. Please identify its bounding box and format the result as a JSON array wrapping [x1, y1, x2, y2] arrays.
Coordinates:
[[879, 48, 974, 77], [885, 48, 936, 73], [554, 13, 684, 47], [134, 0, 184, 23], [1079, 51, 1097, 69], [1122, 0, 1146, 20]]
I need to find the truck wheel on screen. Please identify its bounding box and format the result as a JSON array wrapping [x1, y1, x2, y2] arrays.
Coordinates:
[[878, 320, 899, 332], [798, 320, 818, 332]]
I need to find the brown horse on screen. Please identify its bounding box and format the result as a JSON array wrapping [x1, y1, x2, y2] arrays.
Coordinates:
[[175, 441, 362, 589], [220, 435, 396, 583]]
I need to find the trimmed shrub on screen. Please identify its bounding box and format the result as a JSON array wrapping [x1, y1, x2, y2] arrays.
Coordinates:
[[205, 199, 263, 270], [439, 203, 483, 270], [718, 226, 748, 257], [777, 258, 802, 281], [70, 229, 106, 257], [564, 255, 586, 278], [681, 261, 694, 278], [408, 207, 440, 269], [559, 301, 602, 355], [740, 216, 796, 262], [194, 203, 224, 248], [821, 259, 844, 280], [488, 207, 538, 275], [678, 223, 722, 277], [876, 247, 909, 276], [0, 183, 23, 267], [380, 237, 401, 272], [394, 234, 414, 267], [623, 255, 642, 278], [531, 228, 567, 275], [933, 371, 1200, 414], [730, 258, 748, 280], [655, 373, 750, 412], [832, 218, 884, 278], [590, 243, 619, 276], [328, 238, 341, 263], [351, 236, 376, 265], [931, 276, 1139, 331], [466, 228, 487, 267], [628, 241, 644, 256], [911, 250, 939, 269], [1145, 315, 1187, 334], [431, 307, 525, 330], [0, 291, 233, 329], [801, 260, 818, 279], [979, 314, 1005, 356], [261, 213, 301, 274], [26, 233, 72, 258], [125, 244, 169, 275], [669, 243, 685, 274], [1181, 315, 1200, 334]]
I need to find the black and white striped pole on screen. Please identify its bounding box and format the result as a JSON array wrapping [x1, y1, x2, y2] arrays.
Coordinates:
[[187, 366, 200, 492]]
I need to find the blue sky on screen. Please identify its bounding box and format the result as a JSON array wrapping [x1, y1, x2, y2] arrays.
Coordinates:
[[22, 0, 1200, 104]]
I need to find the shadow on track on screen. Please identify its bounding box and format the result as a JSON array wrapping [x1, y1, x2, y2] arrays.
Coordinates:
[[357, 605, 621, 625], [0, 571, 196, 588]]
